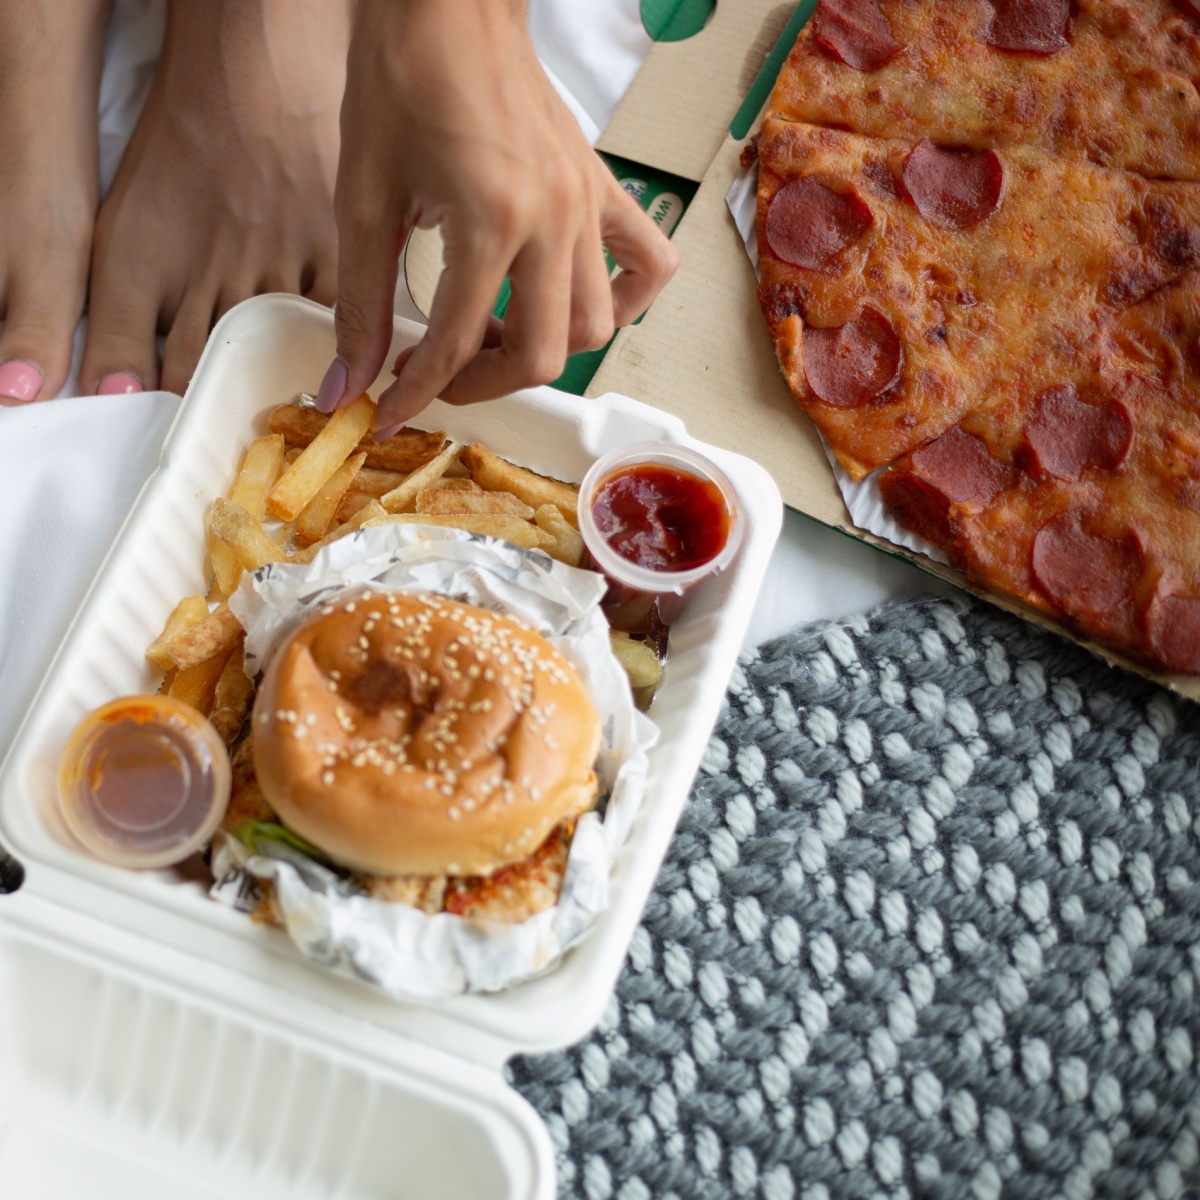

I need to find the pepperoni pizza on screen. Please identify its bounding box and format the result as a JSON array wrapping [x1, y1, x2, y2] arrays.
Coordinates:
[[755, 0, 1200, 676]]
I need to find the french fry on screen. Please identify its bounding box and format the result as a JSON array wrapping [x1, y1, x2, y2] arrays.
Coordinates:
[[534, 504, 586, 566], [415, 487, 535, 519], [334, 491, 375, 524], [210, 636, 256, 745], [349, 464, 408, 497], [146, 595, 210, 668], [289, 498, 389, 564], [162, 604, 244, 672], [609, 631, 664, 691], [267, 395, 375, 521], [338, 478, 467, 524], [293, 451, 367, 547], [168, 645, 236, 717], [266, 403, 447, 472], [380, 441, 462, 513], [366, 512, 555, 550], [210, 434, 287, 595], [210, 498, 283, 572], [460, 442, 580, 526]]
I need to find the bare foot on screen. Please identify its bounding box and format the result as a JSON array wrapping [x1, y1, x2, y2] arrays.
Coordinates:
[[0, 0, 109, 404], [81, 0, 347, 396]]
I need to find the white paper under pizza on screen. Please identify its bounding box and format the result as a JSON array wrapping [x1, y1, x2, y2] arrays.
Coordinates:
[[210, 522, 657, 1000], [726, 167, 952, 566]]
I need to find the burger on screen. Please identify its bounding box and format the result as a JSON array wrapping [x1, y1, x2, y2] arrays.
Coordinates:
[[232, 588, 604, 922]]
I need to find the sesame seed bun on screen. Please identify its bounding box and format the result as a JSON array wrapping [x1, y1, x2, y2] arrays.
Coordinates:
[[251, 590, 603, 877]]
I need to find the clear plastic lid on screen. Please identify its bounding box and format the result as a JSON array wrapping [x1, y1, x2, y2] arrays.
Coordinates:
[[576, 441, 745, 596], [57, 694, 231, 869]]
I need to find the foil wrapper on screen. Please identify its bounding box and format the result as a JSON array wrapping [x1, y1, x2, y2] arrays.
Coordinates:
[[210, 523, 657, 1000], [725, 165, 951, 566]]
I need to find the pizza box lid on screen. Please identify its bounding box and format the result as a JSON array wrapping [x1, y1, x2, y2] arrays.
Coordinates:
[[0, 294, 782, 1198], [584, 1, 1200, 703]]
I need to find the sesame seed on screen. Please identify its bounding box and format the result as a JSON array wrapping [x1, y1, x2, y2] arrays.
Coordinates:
[[322, 771, 335, 786], [345, 602, 356, 613], [447, 806, 461, 819]]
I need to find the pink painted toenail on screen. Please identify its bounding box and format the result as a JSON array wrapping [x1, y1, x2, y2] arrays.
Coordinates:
[[97, 373, 144, 396], [0, 360, 42, 403], [315, 357, 349, 413]]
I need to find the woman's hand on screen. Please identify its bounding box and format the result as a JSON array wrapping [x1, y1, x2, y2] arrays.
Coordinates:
[[315, 0, 678, 433]]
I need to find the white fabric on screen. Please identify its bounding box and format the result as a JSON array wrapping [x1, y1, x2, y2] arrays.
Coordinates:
[[0, 0, 940, 763]]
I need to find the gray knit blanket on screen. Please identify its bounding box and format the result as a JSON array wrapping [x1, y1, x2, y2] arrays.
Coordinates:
[[510, 595, 1200, 1200]]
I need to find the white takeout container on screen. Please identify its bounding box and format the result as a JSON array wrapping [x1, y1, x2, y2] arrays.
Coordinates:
[[0, 295, 782, 1198]]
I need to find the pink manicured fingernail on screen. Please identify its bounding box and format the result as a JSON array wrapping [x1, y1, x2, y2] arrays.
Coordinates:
[[315, 356, 349, 413], [97, 372, 143, 395], [372, 421, 405, 441], [0, 360, 42, 402]]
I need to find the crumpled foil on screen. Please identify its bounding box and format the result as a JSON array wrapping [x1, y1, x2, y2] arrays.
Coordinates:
[[210, 522, 657, 999]]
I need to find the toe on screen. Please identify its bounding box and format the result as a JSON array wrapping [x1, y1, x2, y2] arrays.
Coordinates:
[[215, 278, 258, 324], [160, 289, 218, 396], [81, 245, 162, 395], [0, 250, 88, 402], [303, 255, 337, 308]]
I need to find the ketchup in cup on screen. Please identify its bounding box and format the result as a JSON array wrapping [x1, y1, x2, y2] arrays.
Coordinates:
[[577, 443, 743, 633], [58, 695, 231, 869]]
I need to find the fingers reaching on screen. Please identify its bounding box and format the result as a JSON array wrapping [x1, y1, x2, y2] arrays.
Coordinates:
[[373, 224, 513, 428], [601, 177, 680, 330], [320, 190, 406, 415]]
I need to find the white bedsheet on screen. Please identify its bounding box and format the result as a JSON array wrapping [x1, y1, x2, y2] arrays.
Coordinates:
[[0, 0, 942, 763]]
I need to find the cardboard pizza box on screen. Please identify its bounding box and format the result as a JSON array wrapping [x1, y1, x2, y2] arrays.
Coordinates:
[[408, 0, 1200, 702], [589, 3, 1200, 704]]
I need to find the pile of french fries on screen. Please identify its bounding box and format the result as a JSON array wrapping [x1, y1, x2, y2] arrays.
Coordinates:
[[147, 394, 664, 742]]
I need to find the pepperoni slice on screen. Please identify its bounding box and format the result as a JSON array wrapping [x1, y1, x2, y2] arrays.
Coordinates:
[[812, 0, 902, 71], [880, 427, 1014, 548], [803, 307, 901, 407], [1031, 516, 1142, 635], [1019, 385, 1133, 481], [902, 140, 1004, 231], [986, 0, 1070, 55], [765, 177, 874, 269], [1146, 591, 1200, 675]]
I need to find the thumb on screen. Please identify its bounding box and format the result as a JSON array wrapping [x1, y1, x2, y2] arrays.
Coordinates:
[[316, 199, 408, 414]]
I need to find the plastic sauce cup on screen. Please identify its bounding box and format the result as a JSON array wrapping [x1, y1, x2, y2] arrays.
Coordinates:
[[57, 695, 232, 869], [577, 442, 744, 633]]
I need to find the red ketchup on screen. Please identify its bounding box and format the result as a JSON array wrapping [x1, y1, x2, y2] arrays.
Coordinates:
[[590, 464, 732, 574], [578, 446, 742, 634]]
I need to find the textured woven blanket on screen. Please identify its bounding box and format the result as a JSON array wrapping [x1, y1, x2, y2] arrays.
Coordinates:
[[511, 595, 1200, 1200]]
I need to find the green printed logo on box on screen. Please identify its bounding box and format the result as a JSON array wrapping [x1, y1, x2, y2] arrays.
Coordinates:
[[491, 152, 697, 396]]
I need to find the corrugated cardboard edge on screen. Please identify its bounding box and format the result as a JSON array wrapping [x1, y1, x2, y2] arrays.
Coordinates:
[[596, 2, 799, 181], [586, 126, 1200, 703]]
